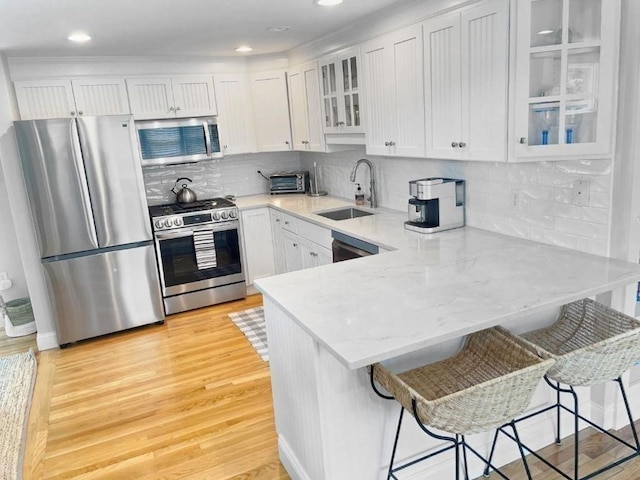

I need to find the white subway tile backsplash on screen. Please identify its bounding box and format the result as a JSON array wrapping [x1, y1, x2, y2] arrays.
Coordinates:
[[301, 152, 612, 255], [143, 152, 302, 205], [553, 217, 608, 240]]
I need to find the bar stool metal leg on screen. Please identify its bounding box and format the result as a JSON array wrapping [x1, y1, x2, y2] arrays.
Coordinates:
[[387, 406, 404, 480], [615, 377, 640, 452]]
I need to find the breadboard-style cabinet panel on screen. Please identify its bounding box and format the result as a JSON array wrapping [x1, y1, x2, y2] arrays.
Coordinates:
[[214, 73, 256, 155]]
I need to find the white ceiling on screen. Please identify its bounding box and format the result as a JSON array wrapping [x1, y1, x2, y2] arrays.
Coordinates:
[[0, 0, 405, 58]]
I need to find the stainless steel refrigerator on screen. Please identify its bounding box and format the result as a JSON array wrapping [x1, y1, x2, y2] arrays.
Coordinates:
[[14, 115, 164, 346]]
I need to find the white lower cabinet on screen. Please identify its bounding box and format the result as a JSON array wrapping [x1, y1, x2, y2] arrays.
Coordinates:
[[240, 208, 276, 286], [283, 230, 305, 273], [242, 208, 333, 282], [270, 210, 286, 274]]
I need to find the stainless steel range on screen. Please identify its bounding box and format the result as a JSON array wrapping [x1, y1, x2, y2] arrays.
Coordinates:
[[149, 198, 246, 315]]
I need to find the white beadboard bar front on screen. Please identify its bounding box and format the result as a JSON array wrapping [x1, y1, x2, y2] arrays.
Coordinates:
[[243, 194, 640, 479]]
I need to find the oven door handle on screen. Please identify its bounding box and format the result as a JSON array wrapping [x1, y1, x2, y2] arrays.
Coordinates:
[[155, 231, 194, 240]]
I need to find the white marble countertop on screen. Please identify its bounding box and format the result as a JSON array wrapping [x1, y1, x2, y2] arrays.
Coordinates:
[[239, 194, 640, 369]]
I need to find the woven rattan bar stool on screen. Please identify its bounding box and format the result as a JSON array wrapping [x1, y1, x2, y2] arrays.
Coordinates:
[[485, 298, 640, 480], [370, 326, 554, 480]]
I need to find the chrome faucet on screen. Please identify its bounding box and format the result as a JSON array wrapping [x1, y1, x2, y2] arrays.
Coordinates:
[[349, 158, 377, 208]]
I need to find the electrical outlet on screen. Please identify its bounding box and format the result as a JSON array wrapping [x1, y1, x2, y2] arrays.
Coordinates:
[[573, 180, 590, 206], [510, 189, 521, 209], [0, 272, 7, 281]]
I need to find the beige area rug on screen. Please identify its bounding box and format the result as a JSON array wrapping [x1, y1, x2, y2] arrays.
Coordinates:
[[0, 350, 37, 480]]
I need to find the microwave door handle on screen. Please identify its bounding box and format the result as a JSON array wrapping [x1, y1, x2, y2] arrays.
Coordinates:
[[203, 120, 212, 156]]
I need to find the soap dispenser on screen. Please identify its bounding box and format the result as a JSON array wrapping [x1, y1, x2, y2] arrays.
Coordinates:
[[355, 184, 365, 206]]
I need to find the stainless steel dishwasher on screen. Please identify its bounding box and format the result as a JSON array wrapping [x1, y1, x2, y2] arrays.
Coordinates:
[[331, 231, 379, 262]]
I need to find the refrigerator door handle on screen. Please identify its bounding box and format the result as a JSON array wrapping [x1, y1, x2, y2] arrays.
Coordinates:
[[70, 120, 100, 249]]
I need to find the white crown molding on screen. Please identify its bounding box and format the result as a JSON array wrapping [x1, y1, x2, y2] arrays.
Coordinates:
[[286, 0, 476, 65], [7, 55, 254, 80]]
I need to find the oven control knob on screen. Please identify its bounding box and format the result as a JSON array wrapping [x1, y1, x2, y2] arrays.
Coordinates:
[[164, 219, 173, 228], [155, 220, 164, 229], [229, 210, 237, 219], [213, 212, 221, 221], [221, 211, 229, 220], [173, 218, 183, 227]]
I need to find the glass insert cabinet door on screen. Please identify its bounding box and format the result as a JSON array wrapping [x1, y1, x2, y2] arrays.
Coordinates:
[[319, 47, 364, 134], [514, 0, 619, 158]]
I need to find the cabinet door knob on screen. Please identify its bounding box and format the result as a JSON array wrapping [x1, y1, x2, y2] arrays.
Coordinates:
[[293, 243, 298, 247], [459, 141, 466, 148], [451, 141, 459, 148], [169, 106, 175, 111], [223, 145, 228, 149], [78, 111, 84, 116], [70, 111, 76, 116], [175, 106, 182, 111], [389, 141, 396, 147], [384, 141, 390, 146], [275, 219, 280, 223], [284, 221, 289, 225], [337, 121, 345, 126], [519, 137, 527, 144]]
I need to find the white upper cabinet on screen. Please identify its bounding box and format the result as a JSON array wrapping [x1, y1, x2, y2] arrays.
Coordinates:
[[71, 78, 130, 116], [514, 0, 619, 159], [318, 47, 363, 134], [288, 62, 326, 152], [214, 73, 256, 155], [423, 0, 509, 161], [126, 75, 217, 120], [250, 69, 293, 152], [15, 77, 130, 120], [362, 24, 425, 158]]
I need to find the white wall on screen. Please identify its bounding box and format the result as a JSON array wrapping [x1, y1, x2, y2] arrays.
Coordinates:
[[0, 56, 27, 303], [302, 150, 612, 256], [0, 54, 58, 347]]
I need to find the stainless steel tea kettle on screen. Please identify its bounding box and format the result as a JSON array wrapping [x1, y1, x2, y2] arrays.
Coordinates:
[[171, 177, 197, 204]]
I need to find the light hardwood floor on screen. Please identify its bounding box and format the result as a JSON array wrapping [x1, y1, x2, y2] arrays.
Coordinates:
[[20, 295, 640, 479], [23, 295, 289, 480]]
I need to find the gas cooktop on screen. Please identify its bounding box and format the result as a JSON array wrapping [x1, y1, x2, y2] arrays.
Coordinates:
[[149, 198, 236, 218]]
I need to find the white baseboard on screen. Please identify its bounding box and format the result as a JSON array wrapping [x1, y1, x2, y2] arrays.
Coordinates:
[[278, 436, 313, 480], [36, 330, 58, 350]]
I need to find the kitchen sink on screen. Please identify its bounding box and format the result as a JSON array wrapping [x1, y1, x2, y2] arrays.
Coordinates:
[[315, 208, 374, 221]]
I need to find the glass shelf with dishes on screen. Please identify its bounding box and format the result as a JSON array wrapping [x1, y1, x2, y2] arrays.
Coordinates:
[[514, 0, 618, 159]]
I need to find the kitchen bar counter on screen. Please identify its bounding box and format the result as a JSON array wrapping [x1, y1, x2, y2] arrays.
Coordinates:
[[236, 193, 640, 480], [239, 194, 640, 369]]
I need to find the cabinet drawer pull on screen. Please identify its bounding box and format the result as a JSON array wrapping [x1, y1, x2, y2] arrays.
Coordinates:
[[451, 141, 459, 148], [459, 141, 466, 148], [519, 137, 527, 144]]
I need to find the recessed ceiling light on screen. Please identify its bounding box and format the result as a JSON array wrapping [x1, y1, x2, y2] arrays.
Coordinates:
[[537, 29, 554, 35], [267, 26, 292, 33], [235, 46, 253, 53], [68, 33, 91, 43], [314, 0, 343, 5]]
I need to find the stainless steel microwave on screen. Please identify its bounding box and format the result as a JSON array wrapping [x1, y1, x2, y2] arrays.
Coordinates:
[[270, 171, 309, 194], [135, 117, 223, 167]]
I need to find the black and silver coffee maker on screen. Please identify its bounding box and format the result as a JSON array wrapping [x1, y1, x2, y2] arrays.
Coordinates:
[[404, 178, 465, 234]]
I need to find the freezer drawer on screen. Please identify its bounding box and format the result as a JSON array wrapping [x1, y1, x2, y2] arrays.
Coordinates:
[[43, 244, 164, 345]]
